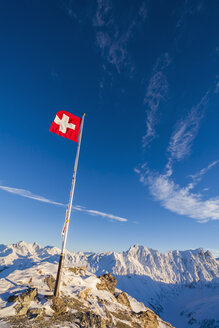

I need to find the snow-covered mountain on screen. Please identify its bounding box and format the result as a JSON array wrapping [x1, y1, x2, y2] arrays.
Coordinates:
[[0, 241, 219, 328], [0, 259, 172, 328], [1, 242, 218, 284]]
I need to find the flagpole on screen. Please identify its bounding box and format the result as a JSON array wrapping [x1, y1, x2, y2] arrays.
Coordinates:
[[54, 113, 85, 297]]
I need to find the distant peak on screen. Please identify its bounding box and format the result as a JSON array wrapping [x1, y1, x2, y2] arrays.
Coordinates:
[[12, 241, 38, 250], [128, 244, 151, 251], [14, 241, 29, 247], [127, 244, 149, 253]]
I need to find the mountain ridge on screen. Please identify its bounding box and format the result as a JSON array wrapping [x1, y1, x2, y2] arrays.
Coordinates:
[[0, 241, 219, 328], [1, 241, 218, 285]]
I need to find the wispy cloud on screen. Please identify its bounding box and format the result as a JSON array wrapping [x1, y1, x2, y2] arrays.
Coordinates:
[[93, 0, 112, 27], [189, 160, 219, 184], [167, 92, 209, 163], [142, 0, 204, 149], [137, 89, 219, 223], [172, 1, 205, 54], [61, 1, 148, 78], [137, 166, 219, 223], [142, 53, 171, 147], [0, 185, 128, 223], [72, 205, 127, 222], [176, 0, 204, 29], [142, 0, 203, 149], [93, 0, 148, 74], [0, 185, 64, 206], [142, 0, 205, 149]]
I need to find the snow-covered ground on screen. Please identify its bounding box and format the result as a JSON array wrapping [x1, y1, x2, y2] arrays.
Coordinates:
[[0, 241, 218, 327], [116, 274, 219, 327], [0, 246, 171, 327]]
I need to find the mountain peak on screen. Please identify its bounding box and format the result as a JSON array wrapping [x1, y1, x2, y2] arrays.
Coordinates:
[[1, 241, 218, 285], [13, 240, 33, 249], [0, 241, 218, 328]]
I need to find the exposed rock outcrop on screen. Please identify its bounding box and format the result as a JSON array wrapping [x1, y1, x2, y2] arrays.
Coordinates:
[[132, 309, 159, 328], [44, 274, 56, 291], [69, 266, 87, 276], [27, 307, 44, 319], [96, 273, 117, 294], [8, 287, 38, 316], [115, 292, 132, 309], [2, 267, 173, 328], [51, 296, 67, 314], [76, 311, 107, 328]]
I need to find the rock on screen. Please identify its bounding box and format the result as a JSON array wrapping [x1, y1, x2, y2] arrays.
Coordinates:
[[132, 310, 159, 328], [115, 292, 132, 309], [76, 311, 106, 328], [51, 296, 67, 314], [8, 287, 37, 304], [8, 288, 38, 316], [65, 296, 85, 312], [14, 303, 29, 316], [116, 321, 132, 328], [96, 273, 117, 294], [104, 307, 113, 326], [27, 307, 44, 319], [69, 266, 87, 276], [44, 274, 56, 291], [112, 309, 131, 322], [79, 288, 91, 301]]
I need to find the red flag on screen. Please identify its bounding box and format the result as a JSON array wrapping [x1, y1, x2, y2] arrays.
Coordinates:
[[50, 111, 81, 142]]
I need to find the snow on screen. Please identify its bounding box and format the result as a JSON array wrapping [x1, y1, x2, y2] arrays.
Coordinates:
[[127, 294, 147, 313], [1, 242, 217, 285], [0, 247, 172, 327], [158, 321, 170, 328], [0, 241, 218, 327], [161, 282, 219, 328]]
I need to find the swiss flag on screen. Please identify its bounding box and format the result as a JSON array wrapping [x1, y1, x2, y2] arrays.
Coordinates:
[[50, 111, 82, 142]]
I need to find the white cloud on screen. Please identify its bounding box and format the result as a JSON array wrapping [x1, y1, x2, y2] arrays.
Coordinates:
[[137, 90, 219, 223], [138, 168, 219, 222], [189, 160, 219, 184], [143, 53, 171, 147], [0, 185, 127, 223], [93, 0, 148, 73], [72, 205, 128, 222], [167, 92, 209, 162], [143, 0, 206, 148], [0, 185, 64, 206]]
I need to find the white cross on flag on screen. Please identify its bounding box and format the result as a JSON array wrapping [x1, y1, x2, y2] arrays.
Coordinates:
[[50, 111, 81, 142]]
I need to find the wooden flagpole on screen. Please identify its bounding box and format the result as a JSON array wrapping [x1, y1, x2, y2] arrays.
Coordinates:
[[54, 113, 85, 297]]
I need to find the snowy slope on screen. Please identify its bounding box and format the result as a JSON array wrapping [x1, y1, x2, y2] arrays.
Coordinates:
[[0, 253, 171, 328], [0, 241, 218, 328]]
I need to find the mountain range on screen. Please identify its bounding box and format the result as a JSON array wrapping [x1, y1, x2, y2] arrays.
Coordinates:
[[0, 241, 218, 327]]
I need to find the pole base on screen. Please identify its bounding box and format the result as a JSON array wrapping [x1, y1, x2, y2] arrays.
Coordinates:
[[54, 253, 65, 297]]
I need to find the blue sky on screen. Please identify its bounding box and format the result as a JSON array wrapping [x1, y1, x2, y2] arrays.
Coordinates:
[[0, 0, 219, 256]]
